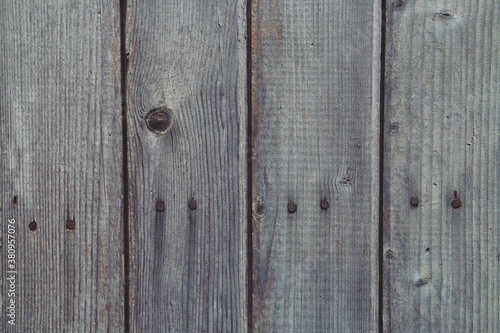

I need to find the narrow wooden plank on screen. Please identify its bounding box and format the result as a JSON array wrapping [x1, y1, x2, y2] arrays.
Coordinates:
[[383, 1, 500, 332], [0, 1, 124, 332], [125, 1, 247, 332], [250, 1, 381, 331]]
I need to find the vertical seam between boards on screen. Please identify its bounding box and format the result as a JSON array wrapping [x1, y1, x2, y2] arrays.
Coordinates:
[[120, 0, 131, 331], [379, 0, 387, 332], [246, 0, 254, 332]]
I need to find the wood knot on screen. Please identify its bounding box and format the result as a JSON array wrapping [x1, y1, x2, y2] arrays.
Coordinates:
[[415, 277, 430, 287], [436, 11, 456, 20], [393, 0, 405, 10], [146, 107, 174, 134]]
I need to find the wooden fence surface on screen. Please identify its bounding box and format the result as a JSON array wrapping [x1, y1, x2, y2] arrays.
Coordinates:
[[125, 0, 247, 331], [1, 1, 498, 332], [1, 1, 124, 332], [250, 1, 379, 332], [383, 1, 500, 332]]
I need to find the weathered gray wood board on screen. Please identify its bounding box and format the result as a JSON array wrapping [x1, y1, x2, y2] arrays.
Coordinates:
[[250, 1, 381, 331], [0, 1, 124, 332], [125, 1, 247, 331], [383, 1, 500, 332]]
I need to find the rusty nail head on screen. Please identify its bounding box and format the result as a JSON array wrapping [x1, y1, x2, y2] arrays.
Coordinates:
[[188, 198, 197, 210], [145, 107, 174, 134], [156, 201, 165, 212], [451, 190, 461, 209], [29, 221, 37, 231], [410, 196, 419, 207], [320, 198, 329, 210], [288, 202, 297, 213], [66, 219, 76, 230], [451, 199, 462, 209]]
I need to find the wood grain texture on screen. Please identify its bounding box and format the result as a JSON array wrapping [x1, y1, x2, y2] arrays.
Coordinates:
[[383, 1, 500, 332], [0, 1, 124, 332], [250, 1, 381, 332], [125, 1, 247, 332]]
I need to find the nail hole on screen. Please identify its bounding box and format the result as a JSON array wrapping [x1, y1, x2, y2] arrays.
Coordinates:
[[410, 196, 419, 207], [385, 250, 395, 259], [288, 202, 297, 214], [425, 248, 430, 253], [12, 196, 17, 205]]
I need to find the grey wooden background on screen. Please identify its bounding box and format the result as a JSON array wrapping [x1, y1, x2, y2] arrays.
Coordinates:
[[0, 0, 498, 332]]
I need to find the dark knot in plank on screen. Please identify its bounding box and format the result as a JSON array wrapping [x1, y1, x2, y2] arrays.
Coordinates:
[[146, 107, 174, 134]]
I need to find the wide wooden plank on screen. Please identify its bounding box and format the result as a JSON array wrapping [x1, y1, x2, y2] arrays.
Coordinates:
[[0, 1, 124, 332], [250, 1, 381, 331], [383, 1, 500, 332], [125, 1, 247, 332]]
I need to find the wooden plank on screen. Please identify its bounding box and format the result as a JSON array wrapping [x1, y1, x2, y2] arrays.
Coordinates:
[[0, 1, 124, 332], [383, 1, 500, 332], [250, 1, 381, 331], [125, 1, 247, 332]]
